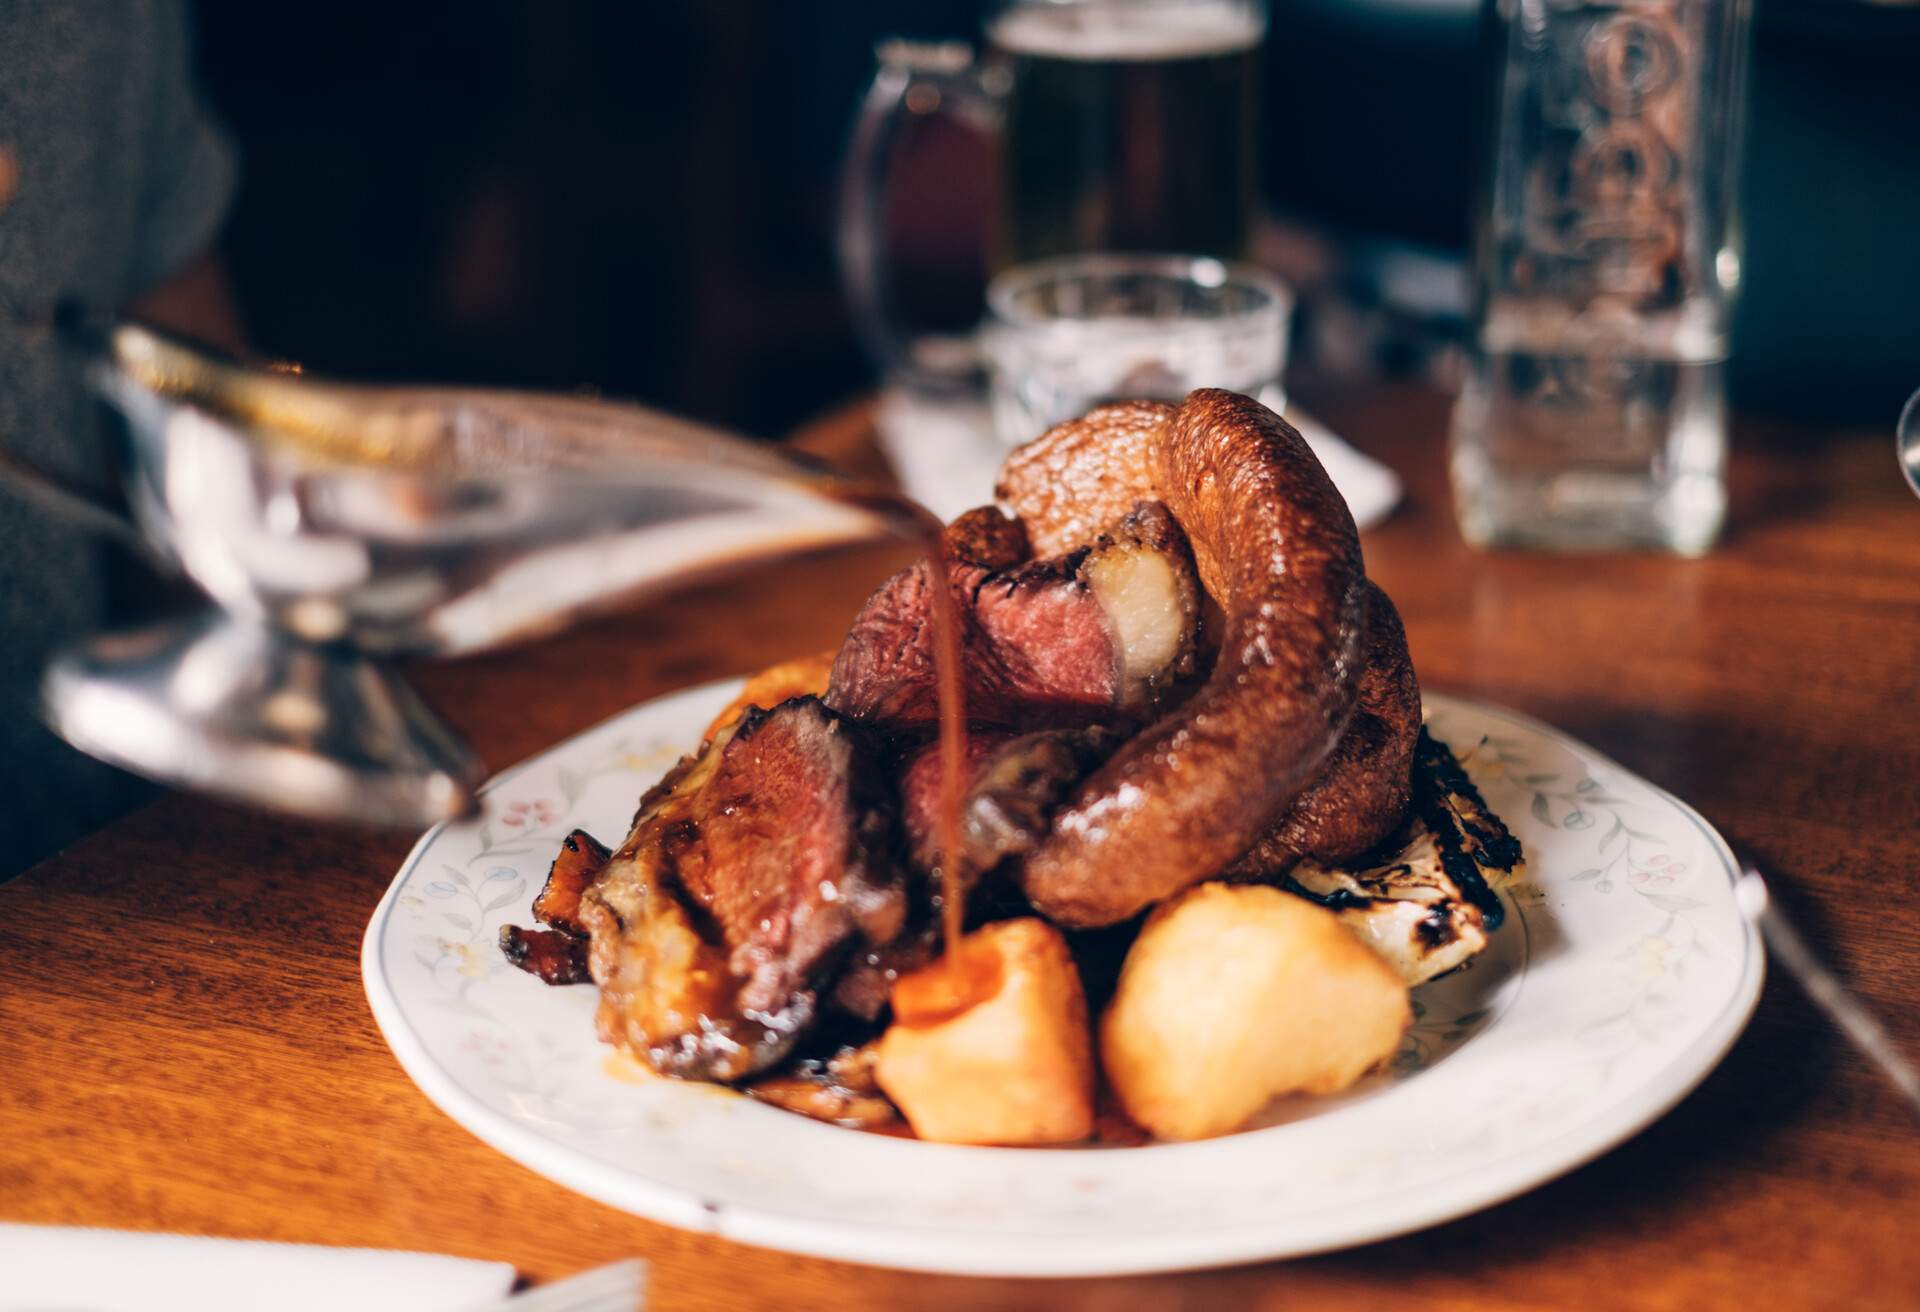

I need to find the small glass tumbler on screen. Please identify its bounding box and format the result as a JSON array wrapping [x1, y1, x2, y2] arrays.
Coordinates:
[[983, 253, 1291, 446]]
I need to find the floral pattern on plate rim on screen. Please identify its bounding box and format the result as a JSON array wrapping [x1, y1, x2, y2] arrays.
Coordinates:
[[364, 681, 1761, 1273]]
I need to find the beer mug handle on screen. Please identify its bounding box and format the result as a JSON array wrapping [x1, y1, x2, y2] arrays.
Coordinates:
[[838, 39, 1003, 392]]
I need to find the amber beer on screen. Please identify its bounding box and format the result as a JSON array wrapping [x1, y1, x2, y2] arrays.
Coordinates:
[[990, 1, 1264, 266]]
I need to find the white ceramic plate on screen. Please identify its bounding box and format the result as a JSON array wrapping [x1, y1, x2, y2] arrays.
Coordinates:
[[363, 682, 1762, 1276]]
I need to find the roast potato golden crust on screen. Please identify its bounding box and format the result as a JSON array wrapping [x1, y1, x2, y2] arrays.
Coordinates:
[[1100, 882, 1410, 1141], [875, 918, 1094, 1146]]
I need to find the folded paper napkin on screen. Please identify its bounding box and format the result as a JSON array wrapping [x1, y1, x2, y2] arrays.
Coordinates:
[[875, 385, 1404, 531], [0, 1225, 516, 1312]]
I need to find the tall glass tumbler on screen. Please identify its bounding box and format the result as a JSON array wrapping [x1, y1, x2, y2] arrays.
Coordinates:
[[1450, 0, 1754, 554]]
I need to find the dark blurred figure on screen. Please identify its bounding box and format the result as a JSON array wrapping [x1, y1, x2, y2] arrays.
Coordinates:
[[0, 2, 241, 876]]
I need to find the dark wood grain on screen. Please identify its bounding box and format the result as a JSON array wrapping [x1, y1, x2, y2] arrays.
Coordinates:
[[4, 384, 1918, 1311]]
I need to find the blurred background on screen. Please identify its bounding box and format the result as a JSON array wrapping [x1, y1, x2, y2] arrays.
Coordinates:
[[194, 0, 1920, 438], [4, 0, 1918, 875]]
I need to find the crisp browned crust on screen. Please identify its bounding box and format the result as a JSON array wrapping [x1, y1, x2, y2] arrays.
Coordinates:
[[942, 504, 1030, 569], [498, 924, 593, 985], [1225, 580, 1421, 875], [994, 401, 1173, 560], [530, 828, 611, 937], [1001, 389, 1369, 927]]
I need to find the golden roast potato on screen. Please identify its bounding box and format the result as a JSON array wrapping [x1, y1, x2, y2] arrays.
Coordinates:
[[875, 917, 1094, 1146], [1101, 882, 1410, 1141]]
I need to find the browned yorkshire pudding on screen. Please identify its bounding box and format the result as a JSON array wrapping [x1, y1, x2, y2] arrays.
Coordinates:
[[494, 387, 1519, 1143], [1225, 579, 1421, 877], [997, 389, 1372, 927]]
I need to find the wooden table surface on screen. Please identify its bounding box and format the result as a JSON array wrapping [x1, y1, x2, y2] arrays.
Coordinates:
[[5, 384, 1918, 1310]]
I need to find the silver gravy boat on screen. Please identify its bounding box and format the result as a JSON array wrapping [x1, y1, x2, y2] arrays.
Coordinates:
[[6, 318, 908, 827]]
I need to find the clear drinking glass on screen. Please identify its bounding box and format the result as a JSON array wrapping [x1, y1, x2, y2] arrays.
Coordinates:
[[1898, 386, 1920, 500], [840, 0, 1267, 389], [1450, 0, 1754, 554], [983, 252, 1290, 446]]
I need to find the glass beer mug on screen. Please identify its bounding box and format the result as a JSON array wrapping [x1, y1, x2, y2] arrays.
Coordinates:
[[840, 0, 1267, 389]]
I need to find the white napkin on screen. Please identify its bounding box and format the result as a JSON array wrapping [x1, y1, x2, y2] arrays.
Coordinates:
[[875, 385, 1403, 531], [0, 1225, 516, 1312]]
